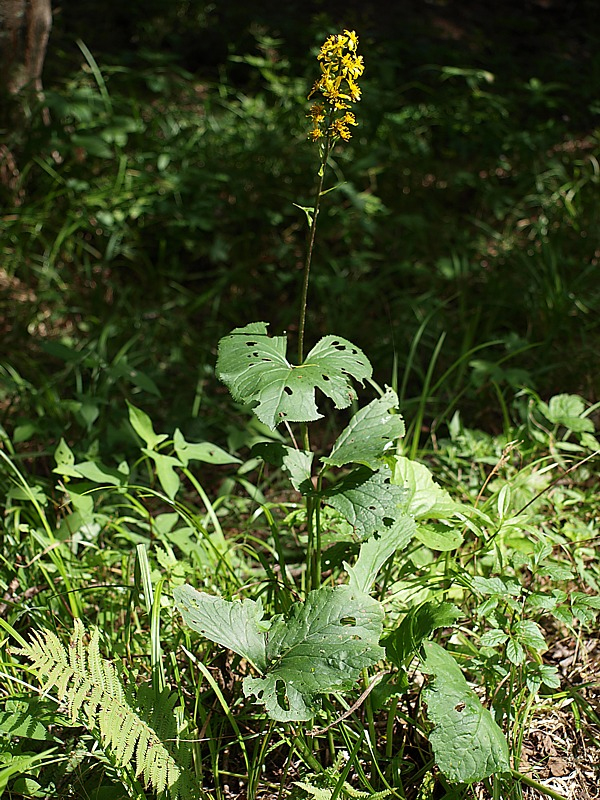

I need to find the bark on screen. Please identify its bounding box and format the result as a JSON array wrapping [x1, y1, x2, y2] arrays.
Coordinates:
[[0, 0, 52, 98]]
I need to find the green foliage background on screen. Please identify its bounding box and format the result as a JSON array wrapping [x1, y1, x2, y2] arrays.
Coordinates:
[[2, 0, 599, 452], [1, 3, 600, 798]]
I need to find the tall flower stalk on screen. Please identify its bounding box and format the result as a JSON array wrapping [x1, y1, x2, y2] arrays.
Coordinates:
[[297, 30, 365, 366], [298, 31, 364, 590]]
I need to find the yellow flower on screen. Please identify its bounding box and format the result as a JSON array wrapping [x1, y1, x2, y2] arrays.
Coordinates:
[[344, 29, 358, 51], [308, 30, 363, 142]]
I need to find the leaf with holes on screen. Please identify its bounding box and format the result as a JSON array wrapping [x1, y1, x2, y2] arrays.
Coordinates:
[[174, 584, 384, 722], [243, 585, 385, 721], [347, 514, 417, 593], [216, 322, 372, 429], [322, 388, 405, 469], [173, 584, 269, 673], [324, 465, 407, 540], [421, 641, 510, 783]]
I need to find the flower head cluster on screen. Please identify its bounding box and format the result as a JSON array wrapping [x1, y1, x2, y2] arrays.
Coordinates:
[[307, 30, 364, 142]]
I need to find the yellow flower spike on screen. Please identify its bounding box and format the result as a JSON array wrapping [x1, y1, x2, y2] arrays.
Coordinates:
[[307, 29, 363, 143]]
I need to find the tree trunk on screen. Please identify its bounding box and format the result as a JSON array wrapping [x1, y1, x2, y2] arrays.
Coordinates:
[[0, 0, 51, 200], [0, 0, 52, 100]]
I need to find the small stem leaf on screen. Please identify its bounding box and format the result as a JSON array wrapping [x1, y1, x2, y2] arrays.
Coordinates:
[[383, 602, 460, 667], [324, 465, 407, 540], [322, 388, 405, 469], [142, 449, 182, 500], [293, 203, 315, 226], [421, 641, 510, 783], [243, 586, 385, 722], [127, 402, 168, 450], [252, 441, 315, 493], [216, 323, 372, 429], [415, 522, 464, 551], [173, 585, 269, 673], [173, 429, 241, 466], [346, 514, 417, 594], [390, 456, 458, 520]]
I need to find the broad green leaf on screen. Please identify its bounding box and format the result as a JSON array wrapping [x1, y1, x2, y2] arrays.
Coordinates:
[[324, 465, 407, 540], [68, 490, 94, 517], [471, 576, 521, 596], [69, 461, 125, 486], [391, 456, 457, 519], [581, 431, 600, 450], [127, 402, 168, 450], [415, 522, 463, 551], [173, 429, 241, 466], [142, 449, 182, 499], [479, 629, 509, 648], [347, 515, 417, 593], [173, 584, 268, 673], [0, 753, 56, 793], [384, 603, 460, 668], [538, 393, 594, 433], [243, 586, 385, 721], [421, 641, 510, 783], [175, 584, 384, 722], [506, 639, 525, 665], [514, 620, 547, 652], [7, 485, 48, 506], [54, 438, 75, 469], [216, 322, 372, 429], [322, 388, 405, 469], [252, 442, 314, 493]]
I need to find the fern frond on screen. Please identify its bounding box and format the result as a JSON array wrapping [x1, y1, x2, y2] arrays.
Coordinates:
[[18, 620, 201, 800]]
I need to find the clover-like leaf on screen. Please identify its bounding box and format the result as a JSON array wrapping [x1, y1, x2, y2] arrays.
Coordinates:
[[538, 393, 594, 434], [324, 465, 407, 540], [322, 388, 405, 469], [421, 641, 510, 783], [243, 586, 385, 721], [173, 584, 268, 673], [216, 323, 372, 429]]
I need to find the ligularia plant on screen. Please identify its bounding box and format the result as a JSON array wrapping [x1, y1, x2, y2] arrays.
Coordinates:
[[173, 29, 510, 783]]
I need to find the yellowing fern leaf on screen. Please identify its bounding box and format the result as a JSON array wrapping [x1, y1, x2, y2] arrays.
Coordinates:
[[18, 619, 200, 800]]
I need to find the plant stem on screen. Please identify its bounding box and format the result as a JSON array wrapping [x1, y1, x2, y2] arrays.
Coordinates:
[[298, 137, 331, 593], [297, 136, 331, 365], [510, 768, 568, 800]]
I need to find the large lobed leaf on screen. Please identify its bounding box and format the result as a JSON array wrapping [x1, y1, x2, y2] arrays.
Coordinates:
[[174, 584, 384, 722], [216, 323, 372, 429], [421, 641, 510, 783], [173, 585, 268, 673], [244, 585, 385, 721]]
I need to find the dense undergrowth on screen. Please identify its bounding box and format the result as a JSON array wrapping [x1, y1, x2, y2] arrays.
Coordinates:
[[1, 2, 600, 799]]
